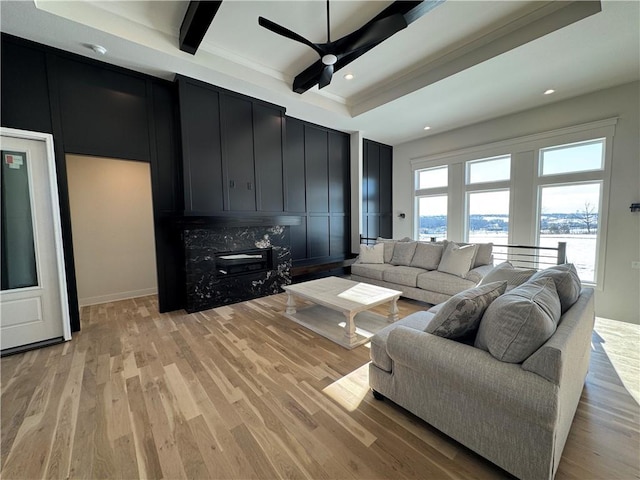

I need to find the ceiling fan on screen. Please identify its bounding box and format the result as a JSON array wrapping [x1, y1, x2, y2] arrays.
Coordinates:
[[258, 1, 408, 90]]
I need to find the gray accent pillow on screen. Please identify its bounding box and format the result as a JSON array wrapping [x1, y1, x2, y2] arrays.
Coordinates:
[[410, 242, 443, 270], [375, 238, 396, 263], [359, 243, 384, 264], [437, 242, 478, 277], [528, 263, 581, 313], [475, 277, 561, 363], [390, 241, 418, 266], [478, 261, 536, 287], [473, 243, 494, 267], [425, 281, 507, 339]]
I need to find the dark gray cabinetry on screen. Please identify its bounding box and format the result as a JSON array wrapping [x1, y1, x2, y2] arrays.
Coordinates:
[[177, 75, 285, 214], [363, 139, 393, 239], [285, 117, 351, 266]]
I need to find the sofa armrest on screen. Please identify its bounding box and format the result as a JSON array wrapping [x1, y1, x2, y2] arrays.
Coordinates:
[[465, 263, 495, 283], [386, 326, 557, 421]]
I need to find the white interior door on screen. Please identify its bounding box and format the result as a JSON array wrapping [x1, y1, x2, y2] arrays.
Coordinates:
[[1, 128, 70, 353]]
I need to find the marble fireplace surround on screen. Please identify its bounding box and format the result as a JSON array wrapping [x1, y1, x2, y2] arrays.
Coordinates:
[[177, 215, 301, 313]]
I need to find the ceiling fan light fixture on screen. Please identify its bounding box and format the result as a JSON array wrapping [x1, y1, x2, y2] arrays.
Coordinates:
[[322, 54, 337, 65]]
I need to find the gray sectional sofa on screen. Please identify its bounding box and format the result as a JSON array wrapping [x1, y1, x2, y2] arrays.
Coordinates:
[[351, 238, 494, 304], [369, 263, 592, 480]]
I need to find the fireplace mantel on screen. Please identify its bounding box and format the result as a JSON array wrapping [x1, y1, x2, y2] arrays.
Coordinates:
[[174, 214, 302, 229]]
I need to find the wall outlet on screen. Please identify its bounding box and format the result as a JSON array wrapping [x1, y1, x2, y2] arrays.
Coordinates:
[[632, 261, 640, 269]]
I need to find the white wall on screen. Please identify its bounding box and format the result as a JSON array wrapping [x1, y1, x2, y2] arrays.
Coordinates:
[[392, 81, 640, 324], [66, 155, 158, 306]]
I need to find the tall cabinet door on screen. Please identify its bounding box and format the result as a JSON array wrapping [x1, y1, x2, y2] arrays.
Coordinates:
[[221, 95, 256, 211], [254, 104, 284, 212]]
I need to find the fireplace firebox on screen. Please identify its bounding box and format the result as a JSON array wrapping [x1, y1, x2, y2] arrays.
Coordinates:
[[214, 248, 272, 277]]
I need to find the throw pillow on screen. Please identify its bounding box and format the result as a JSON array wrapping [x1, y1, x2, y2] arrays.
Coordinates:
[[437, 242, 478, 277], [478, 261, 536, 288], [475, 277, 561, 363], [425, 281, 507, 339], [473, 243, 494, 267], [375, 238, 396, 263], [359, 243, 384, 264], [410, 242, 443, 271], [390, 241, 418, 266], [528, 263, 581, 313]]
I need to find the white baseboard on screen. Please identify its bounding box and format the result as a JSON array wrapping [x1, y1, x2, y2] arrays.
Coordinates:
[[78, 287, 158, 307]]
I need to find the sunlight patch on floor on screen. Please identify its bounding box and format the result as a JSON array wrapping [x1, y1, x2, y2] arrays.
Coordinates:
[[322, 363, 370, 412]]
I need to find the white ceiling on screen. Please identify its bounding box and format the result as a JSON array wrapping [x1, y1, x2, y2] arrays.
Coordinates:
[[1, 0, 638, 145]]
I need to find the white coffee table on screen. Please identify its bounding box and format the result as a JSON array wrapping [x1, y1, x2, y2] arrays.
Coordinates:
[[282, 276, 402, 349]]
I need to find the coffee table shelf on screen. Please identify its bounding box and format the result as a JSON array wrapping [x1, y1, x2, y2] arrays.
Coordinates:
[[282, 277, 402, 349]]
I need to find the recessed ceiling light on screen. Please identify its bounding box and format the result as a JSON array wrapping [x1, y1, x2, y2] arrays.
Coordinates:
[[344, 73, 354, 80], [89, 44, 107, 55], [544, 89, 555, 95], [423, 126, 431, 131]]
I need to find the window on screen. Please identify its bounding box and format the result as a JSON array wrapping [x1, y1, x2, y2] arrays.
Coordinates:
[[538, 182, 602, 283], [467, 155, 510, 184], [467, 190, 510, 245], [411, 119, 613, 287], [417, 165, 447, 189], [416, 195, 447, 241], [540, 139, 604, 176], [465, 156, 511, 252], [415, 166, 448, 240]]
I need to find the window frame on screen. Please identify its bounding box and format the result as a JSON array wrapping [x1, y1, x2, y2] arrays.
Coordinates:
[[411, 117, 615, 289]]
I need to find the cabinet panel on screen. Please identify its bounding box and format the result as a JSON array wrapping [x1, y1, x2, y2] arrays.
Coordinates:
[[330, 215, 348, 257], [365, 142, 380, 214], [57, 57, 150, 161], [308, 216, 330, 258], [305, 126, 329, 213], [329, 132, 349, 214], [380, 145, 392, 215], [365, 214, 380, 239], [221, 95, 256, 211], [179, 80, 224, 212], [284, 118, 306, 212], [254, 104, 284, 212], [290, 217, 307, 261], [0, 41, 52, 134]]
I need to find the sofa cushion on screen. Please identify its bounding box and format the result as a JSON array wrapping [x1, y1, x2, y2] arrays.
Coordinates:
[[473, 242, 494, 267], [376, 238, 397, 263], [383, 266, 425, 287], [370, 311, 435, 372], [350, 263, 389, 281], [359, 243, 384, 264], [390, 241, 418, 266], [475, 277, 561, 363], [425, 281, 507, 339], [410, 242, 443, 270], [417, 271, 476, 296], [478, 261, 536, 288], [438, 242, 478, 277], [528, 263, 581, 313]]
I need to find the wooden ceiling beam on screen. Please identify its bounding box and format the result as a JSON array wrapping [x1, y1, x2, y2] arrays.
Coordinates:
[[180, 1, 223, 55]]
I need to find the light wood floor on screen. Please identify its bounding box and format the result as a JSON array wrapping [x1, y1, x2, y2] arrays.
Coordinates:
[[1, 294, 639, 479]]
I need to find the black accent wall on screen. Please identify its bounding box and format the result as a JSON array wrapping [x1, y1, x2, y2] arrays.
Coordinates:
[[1, 33, 352, 328], [1, 34, 183, 329], [363, 139, 393, 239], [285, 118, 351, 268]]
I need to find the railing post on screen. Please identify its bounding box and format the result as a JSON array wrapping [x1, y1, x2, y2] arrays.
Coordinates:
[[557, 242, 567, 264]]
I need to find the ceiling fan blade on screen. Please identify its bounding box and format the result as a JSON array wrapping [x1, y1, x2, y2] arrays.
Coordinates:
[[258, 17, 325, 57], [318, 64, 334, 89], [337, 13, 408, 54]]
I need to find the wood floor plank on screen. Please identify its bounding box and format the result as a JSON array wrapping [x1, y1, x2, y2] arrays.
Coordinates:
[[1, 294, 638, 480]]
